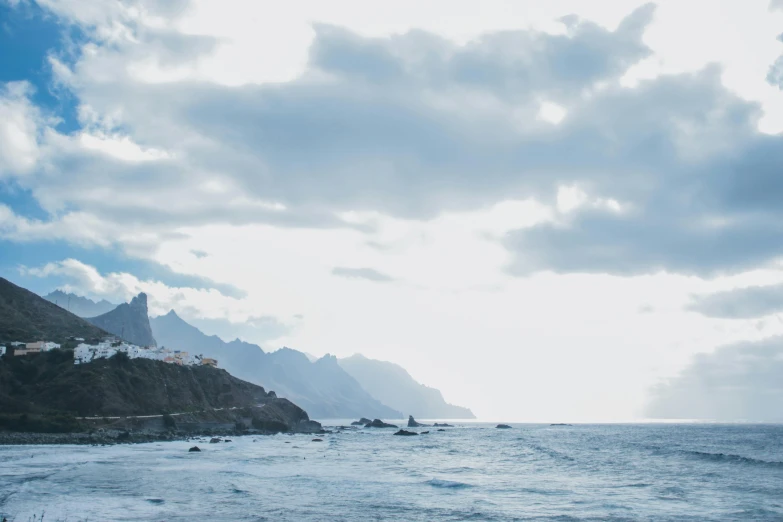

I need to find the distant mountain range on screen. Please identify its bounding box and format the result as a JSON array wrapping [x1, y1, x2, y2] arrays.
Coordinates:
[[150, 310, 399, 419], [43, 290, 117, 318], [0, 278, 107, 343], [37, 289, 475, 420], [339, 354, 475, 419]]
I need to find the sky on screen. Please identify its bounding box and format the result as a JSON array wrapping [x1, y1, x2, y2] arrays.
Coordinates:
[[1, 0, 783, 422]]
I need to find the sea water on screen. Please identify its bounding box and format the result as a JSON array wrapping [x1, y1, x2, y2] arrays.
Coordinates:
[[1, 423, 782, 521]]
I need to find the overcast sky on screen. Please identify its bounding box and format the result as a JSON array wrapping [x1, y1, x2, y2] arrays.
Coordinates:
[[2, 0, 783, 421]]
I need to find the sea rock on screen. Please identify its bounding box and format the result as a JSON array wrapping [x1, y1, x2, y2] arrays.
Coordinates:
[[437, 429, 446, 432], [393, 429, 419, 436], [224, 439, 232, 442], [433, 423, 454, 427], [188, 446, 201, 452], [550, 423, 573, 426], [210, 437, 222, 443], [365, 419, 398, 428], [312, 438, 323, 442], [407, 415, 429, 428], [496, 424, 512, 429], [421, 431, 430, 434]]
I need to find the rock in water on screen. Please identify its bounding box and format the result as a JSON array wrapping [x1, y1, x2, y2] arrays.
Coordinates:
[[365, 419, 398, 428], [210, 437, 221, 443], [393, 429, 419, 436], [437, 429, 446, 432], [496, 424, 512, 429], [188, 446, 201, 452], [312, 438, 323, 442], [433, 423, 454, 427], [407, 415, 428, 428], [421, 431, 430, 434]]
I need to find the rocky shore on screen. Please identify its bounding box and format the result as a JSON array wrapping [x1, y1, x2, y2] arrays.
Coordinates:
[[0, 425, 323, 446]]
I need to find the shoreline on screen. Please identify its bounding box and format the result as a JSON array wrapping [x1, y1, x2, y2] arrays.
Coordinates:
[[0, 428, 314, 446]]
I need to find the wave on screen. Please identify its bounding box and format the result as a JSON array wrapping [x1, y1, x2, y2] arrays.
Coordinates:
[[426, 478, 474, 489], [682, 450, 783, 468]]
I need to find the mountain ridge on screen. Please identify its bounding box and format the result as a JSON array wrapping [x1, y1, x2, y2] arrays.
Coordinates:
[[43, 290, 117, 318], [339, 353, 475, 419], [150, 310, 401, 420]]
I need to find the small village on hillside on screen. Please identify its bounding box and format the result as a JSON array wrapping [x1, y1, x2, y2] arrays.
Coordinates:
[[0, 338, 218, 368]]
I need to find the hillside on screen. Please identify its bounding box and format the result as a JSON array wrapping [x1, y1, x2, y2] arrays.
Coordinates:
[[0, 277, 108, 344], [87, 293, 157, 347], [44, 290, 117, 317], [151, 310, 401, 419], [0, 349, 317, 434], [339, 354, 475, 419]]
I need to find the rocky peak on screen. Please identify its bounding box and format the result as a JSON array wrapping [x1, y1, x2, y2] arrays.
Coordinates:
[[129, 293, 148, 311]]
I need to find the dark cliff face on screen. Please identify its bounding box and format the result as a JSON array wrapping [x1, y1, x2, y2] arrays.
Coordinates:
[[0, 277, 108, 343], [87, 293, 157, 346]]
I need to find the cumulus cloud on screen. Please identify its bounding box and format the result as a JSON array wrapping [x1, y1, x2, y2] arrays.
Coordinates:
[[332, 266, 394, 282], [2, 0, 782, 280], [646, 337, 783, 422], [0, 82, 43, 178], [688, 283, 783, 319]]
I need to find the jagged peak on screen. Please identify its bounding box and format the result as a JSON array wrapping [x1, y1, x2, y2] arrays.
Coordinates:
[[129, 292, 148, 311]]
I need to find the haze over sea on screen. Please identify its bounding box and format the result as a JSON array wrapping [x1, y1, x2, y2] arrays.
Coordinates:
[[2, 423, 782, 521]]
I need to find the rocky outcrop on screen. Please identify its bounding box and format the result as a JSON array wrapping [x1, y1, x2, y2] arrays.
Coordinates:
[[189, 446, 201, 452], [393, 429, 418, 436], [407, 415, 429, 428], [496, 424, 512, 429], [434, 422, 454, 427], [365, 419, 398, 428], [87, 293, 156, 346]]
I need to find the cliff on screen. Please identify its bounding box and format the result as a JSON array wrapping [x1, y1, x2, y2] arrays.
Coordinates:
[[0, 349, 318, 433]]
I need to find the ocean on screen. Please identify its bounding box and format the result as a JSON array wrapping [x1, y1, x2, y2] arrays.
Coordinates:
[[1, 423, 782, 521]]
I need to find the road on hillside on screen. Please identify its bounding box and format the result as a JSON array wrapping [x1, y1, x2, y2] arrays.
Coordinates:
[[76, 404, 264, 420]]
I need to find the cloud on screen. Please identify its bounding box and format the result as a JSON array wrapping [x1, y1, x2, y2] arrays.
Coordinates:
[[0, 82, 42, 178], [2, 1, 782, 281], [688, 283, 783, 319], [646, 337, 783, 422], [331, 266, 394, 282]]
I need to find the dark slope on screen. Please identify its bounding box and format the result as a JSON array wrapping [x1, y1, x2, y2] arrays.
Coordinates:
[[339, 354, 475, 419], [0, 277, 108, 343], [150, 310, 401, 419], [43, 290, 117, 318], [0, 349, 314, 434], [87, 293, 156, 346]]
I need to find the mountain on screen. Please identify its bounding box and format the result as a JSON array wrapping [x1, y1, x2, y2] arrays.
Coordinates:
[[86, 293, 157, 347], [150, 310, 401, 419], [339, 354, 475, 419], [0, 348, 319, 433], [43, 290, 117, 318], [0, 277, 108, 343]]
